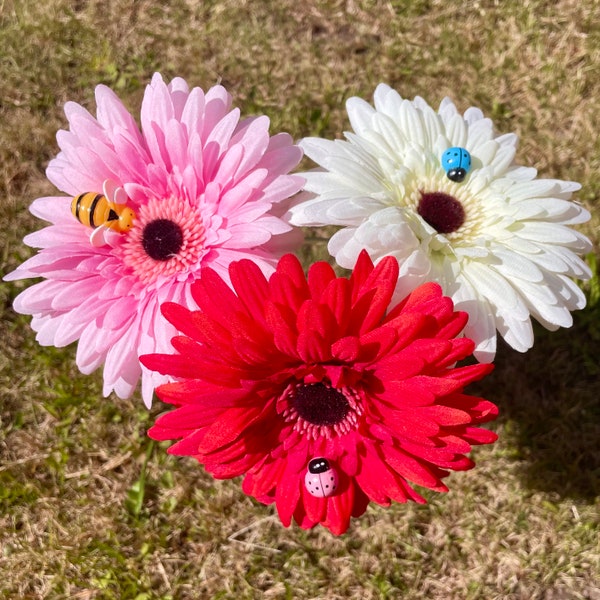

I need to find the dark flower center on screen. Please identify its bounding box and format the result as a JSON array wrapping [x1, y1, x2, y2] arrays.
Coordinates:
[[292, 383, 350, 426], [417, 191, 465, 234], [142, 219, 184, 261]]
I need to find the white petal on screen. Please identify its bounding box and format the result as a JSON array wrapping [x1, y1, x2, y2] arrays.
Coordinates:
[[461, 261, 530, 320], [505, 165, 538, 181], [489, 247, 544, 283], [472, 139, 500, 167], [346, 97, 376, 137], [373, 84, 402, 117], [495, 312, 533, 353], [438, 97, 459, 121], [503, 179, 565, 202], [464, 106, 485, 125], [451, 277, 497, 362], [466, 120, 496, 153], [515, 221, 584, 245], [526, 295, 574, 330], [444, 113, 468, 147], [326, 197, 388, 223]]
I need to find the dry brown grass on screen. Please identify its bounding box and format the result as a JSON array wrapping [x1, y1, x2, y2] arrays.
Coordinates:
[[1, 0, 599, 598]]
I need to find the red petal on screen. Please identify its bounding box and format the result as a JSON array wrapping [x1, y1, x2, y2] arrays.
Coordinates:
[[348, 249, 375, 292], [323, 483, 355, 535], [397, 437, 468, 468], [441, 363, 494, 387], [436, 433, 473, 454], [331, 336, 361, 362], [436, 310, 468, 340], [446, 455, 475, 471], [146, 421, 193, 443], [160, 302, 197, 337], [356, 326, 397, 364], [374, 405, 440, 440], [296, 301, 334, 362], [152, 401, 232, 432], [404, 338, 454, 365], [198, 404, 265, 453], [269, 254, 310, 311], [169, 357, 246, 387], [384, 445, 446, 490], [389, 281, 445, 318], [167, 430, 206, 456], [275, 450, 307, 527], [319, 277, 351, 332], [376, 379, 435, 407], [351, 486, 371, 518], [169, 335, 202, 358], [140, 350, 199, 379], [307, 260, 337, 300], [354, 442, 407, 505], [300, 483, 327, 525], [447, 394, 499, 423], [229, 258, 270, 326], [461, 426, 498, 445], [431, 337, 475, 367], [403, 375, 467, 398], [372, 353, 426, 382], [349, 257, 399, 336], [420, 404, 472, 426], [206, 443, 263, 478], [227, 313, 278, 364], [296, 330, 329, 364], [174, 312, 233, 354], [381, 312, 431, 353], [243, 459, 286, 497], [193, 266, 246, 323], [265, 300, 299, 357]]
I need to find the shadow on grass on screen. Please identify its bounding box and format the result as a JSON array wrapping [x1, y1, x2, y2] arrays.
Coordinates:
[[477, 300, 600, 502]]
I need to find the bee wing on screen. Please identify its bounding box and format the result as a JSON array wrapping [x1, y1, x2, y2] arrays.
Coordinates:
[[89, 225, 110, 247], [89, 224, 121, 248], [102, 178, 129, 206]]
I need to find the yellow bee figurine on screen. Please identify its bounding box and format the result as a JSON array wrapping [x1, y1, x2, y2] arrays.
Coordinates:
[[70, 181, 135, 247], [71, 192, 135, 233]]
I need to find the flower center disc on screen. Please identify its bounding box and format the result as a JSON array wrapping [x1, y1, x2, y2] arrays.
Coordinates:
[[417, 191, 465, 234], [142, 219, 184, 261], [292, 383, 350, 426]]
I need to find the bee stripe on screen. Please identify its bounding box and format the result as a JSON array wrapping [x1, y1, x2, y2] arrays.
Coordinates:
[[73, 193, 85, 220], [88, 194, 104, 228]]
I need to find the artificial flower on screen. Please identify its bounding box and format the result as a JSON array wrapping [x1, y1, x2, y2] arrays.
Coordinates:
[[286, 84, 592, 360], [142, 251, 498, 535], [4, 73, 304, 405]]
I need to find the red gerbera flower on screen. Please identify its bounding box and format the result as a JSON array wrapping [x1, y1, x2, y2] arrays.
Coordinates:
[[142, 251, 498, 534]]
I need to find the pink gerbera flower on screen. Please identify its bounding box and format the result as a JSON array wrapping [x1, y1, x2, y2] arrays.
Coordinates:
[[142, 251, 498, 534], [4, 73, 304, 405]]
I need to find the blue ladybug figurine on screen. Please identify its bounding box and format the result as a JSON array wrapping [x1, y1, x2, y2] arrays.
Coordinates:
[[441, 147, 472, 182]]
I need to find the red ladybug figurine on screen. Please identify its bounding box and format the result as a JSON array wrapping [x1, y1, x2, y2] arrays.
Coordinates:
[[304, 458, 339, 498]]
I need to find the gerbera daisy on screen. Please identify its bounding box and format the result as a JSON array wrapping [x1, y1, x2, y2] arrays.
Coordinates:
[[141, 251, 498, 535], [4, 73, 304, 405], [286, 84, 592, 361]]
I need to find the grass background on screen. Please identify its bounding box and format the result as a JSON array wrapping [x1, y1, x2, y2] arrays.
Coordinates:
[[1, 0, 599, 598]]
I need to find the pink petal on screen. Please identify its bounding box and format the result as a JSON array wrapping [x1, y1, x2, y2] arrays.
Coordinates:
[[95, 85, 143, 143], [29, 196, 72, 223], [205, 109, 240, 155], [202, 86, 233, 139], [230, 116, 271, 177], [180, 87, 206, 138]]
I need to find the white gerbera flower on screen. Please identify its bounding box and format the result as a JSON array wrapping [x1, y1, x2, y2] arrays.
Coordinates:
[[286, 84, 592, 361]]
